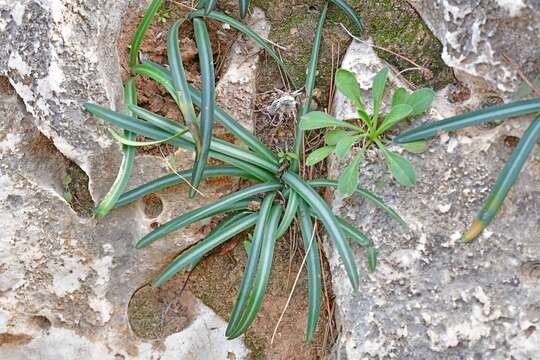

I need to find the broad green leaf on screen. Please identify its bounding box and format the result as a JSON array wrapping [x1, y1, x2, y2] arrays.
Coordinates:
[[405, 88, 436, 116], [338, 152, 363, 196], [378, 104, 413, 134], [335, 135, 361, 159], [382, 148, 416, 187], [306, 146, 335, 166], [358, 109, 371, 127], [325, 129, 356, 145], [400, 140, 428, 154], [392, 87, 408, 107], [371, 67, 389, 126], [367, 247, 377, 272], [300, 112, 361, 131], [335, 69, 364, 110]]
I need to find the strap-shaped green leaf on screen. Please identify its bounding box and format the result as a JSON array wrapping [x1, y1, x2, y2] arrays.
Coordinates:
[[115, 166, 254, 208], [463, 115, 540, 241], [239, 0, 249, 18], [108, 127, 188, 146], [394, 97, 540, 144], [136, 182, 281, 248], [336, 217, 372, 247], [129, 105, 279, 173], [152, 212, 260, 287], [190, 9, 297, 88], [167, 20, 200, 147], [205, 0, 218, 15], [94, 79, 138, 219], [226, 193, 276, 337], [330, 0, 364, 33], [275, 189, 300, 238], [129, 0, 162, 67], [191, 18, 216, 197], [291, 3, 328, 172], [308, 178, 406, 227], [227, 203, 283, 338], [297, 199, 321, 343], [282, 171, 358, 290], [132, 60, 277, 164]]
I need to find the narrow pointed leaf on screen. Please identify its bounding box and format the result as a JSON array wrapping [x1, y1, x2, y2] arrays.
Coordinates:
[[239, 0, 249, 18], [291, 3, 328, 172], [275, 190, 299, 238], [137, 182, 281, 248], [205, 0, 218, 15], [330, 0, 364, 33], [226, 193, 276, 336], [336, 217, 372, 247], [367, 247, 377, 272], [297, 200, 321, 343], [95, 79, 138, 219], [463, 115, 540, 241], [191, 18, 216, 196], [308, 179, 406, 227], [394, 97, 540, 144], [108, 128, 188, 146], [115, 166, 253, 208], [191, 10, 296, 88], [227, 204, 282, 338], [133, 60, 277, 164], [282, 171, 358, 290], [152, 213, 259, 287], [129, 0, 163, 67]]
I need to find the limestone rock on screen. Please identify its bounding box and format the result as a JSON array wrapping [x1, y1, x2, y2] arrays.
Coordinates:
[[0, 1, 269, 358], [327, 40, 540, 359], [406, 0, 540, 97]]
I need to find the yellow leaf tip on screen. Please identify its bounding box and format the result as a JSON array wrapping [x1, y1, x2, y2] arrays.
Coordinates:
[[461, 219, 485, 242]]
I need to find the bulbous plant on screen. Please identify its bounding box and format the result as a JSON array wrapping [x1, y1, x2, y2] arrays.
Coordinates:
[[395, 97, 540, 241], [300, 67, 436, 195], [84, 1, 406, 341]]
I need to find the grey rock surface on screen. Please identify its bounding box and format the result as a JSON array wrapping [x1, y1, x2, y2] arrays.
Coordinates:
[[0, 1, 269, 358], [406, 0, 540, 96], [327, 40, 540, 359]]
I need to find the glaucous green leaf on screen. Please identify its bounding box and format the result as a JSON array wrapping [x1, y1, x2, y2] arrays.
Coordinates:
[[300, 111, 361, 131], [382, 148, 416, 187], [400, 140, 428, 154], [405, 88, 436, 116], [335, 69, 364, 110], [306, 146, 335, 166], [338, 152, 363, 196]]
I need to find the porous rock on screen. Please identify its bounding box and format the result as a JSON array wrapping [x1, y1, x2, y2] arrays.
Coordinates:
[[327, 40, 540, 359], [0, 1, 269, 358], [406, 0, 540, 97]]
